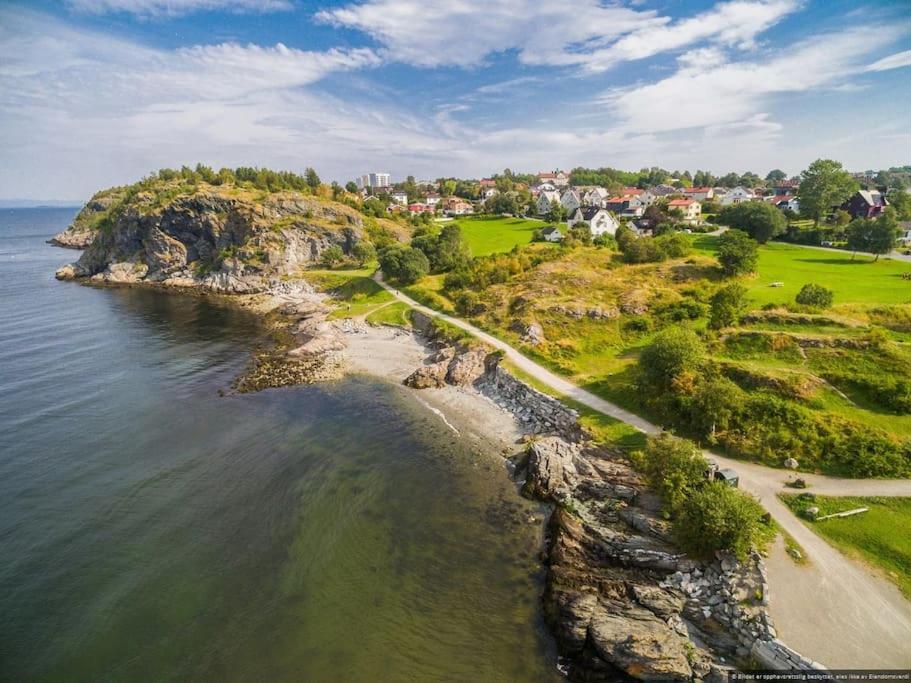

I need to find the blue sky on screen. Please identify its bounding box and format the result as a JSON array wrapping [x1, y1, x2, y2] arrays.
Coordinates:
[[1, 0, 910, 200]]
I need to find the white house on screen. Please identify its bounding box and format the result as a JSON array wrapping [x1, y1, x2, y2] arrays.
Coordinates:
[[567, 207, 620, 236], [719, 187, 754, 206], [620, 196, 645, 218], [536, 190, 561, 215], [482, 187, 499, 200], [560, 189, 582, 214], [538, 171, 569, 188], [683, 187, 714, 201], [391, 190, 408, 205], [425, 193, 441, 206], [583, 187, 609, 207], [668, 198, 702, 223], [540, 226, 564, 242]]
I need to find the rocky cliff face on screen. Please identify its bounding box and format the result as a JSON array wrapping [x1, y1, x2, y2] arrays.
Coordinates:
[[55, 186, 365, 294], [49, 188, 127, 249]]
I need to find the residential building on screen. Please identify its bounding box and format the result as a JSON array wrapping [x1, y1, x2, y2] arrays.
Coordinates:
[[442, 197, 473, 216], [356, 172, 391, 189], [843, 190, 888, 219], [770, 195, 800, 213], [537, 171, 569, 188], [668, 198, 702, 223], [540, 226, 564, 242], [718, 187, 754, 206], [567, 207, 620, 236], [560, 189, 582, 214], [391, 190, 408, 205], [583, 187, 609, 207], [424, 193, 441, 206], [482, 186, 499, 200], [683, 186, 714, 201], [408, 203, 431, 214], [536, 189, 561, 215]]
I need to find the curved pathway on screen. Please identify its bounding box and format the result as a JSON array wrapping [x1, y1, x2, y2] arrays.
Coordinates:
[[375, 272, 911, 668]]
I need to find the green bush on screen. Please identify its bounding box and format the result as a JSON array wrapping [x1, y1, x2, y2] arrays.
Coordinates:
[[673, 482, 771, 561], [716, 229, 758, 276], [795, 283, 834, 309], [639, 327, 704, 387], [321, 245, 344, 267], [378, 246, 430, 284], [632, 433, 708, 515], [351, 241, 376, 266], [709, 283, 747, 329], [717, 202, 786, 244]]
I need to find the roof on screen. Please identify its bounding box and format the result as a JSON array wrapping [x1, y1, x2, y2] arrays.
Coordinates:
[[683, 186, 712, 193], [541, 226, 562, 235], [580, 206, 607, 220], [857, 190, 888, 207], [668, 198, 696, 206]]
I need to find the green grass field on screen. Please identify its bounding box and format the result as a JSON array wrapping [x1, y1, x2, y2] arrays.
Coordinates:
[[781, 495, 911, 598], [365, 301, 412, 327], [693, 236, 911, 306], [449, 215, 545, 256]]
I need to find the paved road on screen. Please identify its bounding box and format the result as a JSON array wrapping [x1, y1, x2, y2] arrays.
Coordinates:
[[375, 272, 911, 668]]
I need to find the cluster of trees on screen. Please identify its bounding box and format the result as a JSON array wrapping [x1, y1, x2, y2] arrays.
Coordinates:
[[378, 224, 472, 284], [632, 433, 772, 560], [635, 327, 911, 477], [716, 229, 759, 276], [797, 159, 859, 227], [320, 241, 377, 269], [846, 210, 901, 261], [150, 164, 321, 193], [716, 202, 786, 244], [443, 246, 560, 297], [616, 225, 690, 263], [566, 166, 772, 191]]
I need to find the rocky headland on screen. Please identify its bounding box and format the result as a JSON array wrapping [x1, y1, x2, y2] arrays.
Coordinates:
[[52, 179, 821, 681]]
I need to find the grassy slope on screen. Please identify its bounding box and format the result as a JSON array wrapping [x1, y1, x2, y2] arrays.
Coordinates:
[[693, 236, 911, 306], [781, 495, 911, 598], [449, 216, 544, 256]]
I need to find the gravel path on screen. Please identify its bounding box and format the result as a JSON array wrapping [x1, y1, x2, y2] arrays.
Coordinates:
[[375, 272, 911, 668]]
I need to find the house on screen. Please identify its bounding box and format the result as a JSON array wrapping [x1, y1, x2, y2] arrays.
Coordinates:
[[560, 189, 582, 214], [683, 186, 714, 201], [773, 180, 799, 195], [442, 197, 473, 215], [407, 203, 432, 215], [536, 189, 561, 215], [771, 195, 800, 213], [537, 171, 569, 188], [540, 226, 564, 242], [718, 187, 754, 206], [668, 198, 702, 223], [424, 193, 441, 206], [391, 190, 408, 205], [583, 187, 609, 207], [482, 187, 499, 200], [843, 190, 888, 219], [567, 207, 620, 236], [479, 178, 496, 188]]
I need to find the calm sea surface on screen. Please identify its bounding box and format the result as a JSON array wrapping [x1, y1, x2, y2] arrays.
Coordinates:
[[0, 208, 558, 682]]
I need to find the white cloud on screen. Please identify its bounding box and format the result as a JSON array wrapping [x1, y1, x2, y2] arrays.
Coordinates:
[[317, 0, 799, 72], [67, 0, 292, 17], [866, 49, 911, 73], [601, 27, 909, 136]]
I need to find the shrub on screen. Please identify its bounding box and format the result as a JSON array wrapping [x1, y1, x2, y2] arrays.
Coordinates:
[[378, 246, 430, 284], [795, 283, 834, 309], [717, 229, 758, 276], [717, 202, 786, 244], [620, 236, 667, 263], [673, 482, 771, 561], [411, 224, 470, 273], [632, 433, 708, 515], [321, 245, 344, 267], [351, 241, 376, 266], [640, 327, 704, 387], [655, 232, 691, 258], [709, 283, 747, 329]]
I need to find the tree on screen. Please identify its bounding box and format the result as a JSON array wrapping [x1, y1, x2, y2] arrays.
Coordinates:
[[351, 240, 377, 266], [411, 224, 470, 273], [798, 159, 858, 226], [846, 217, 872, 257], [717, 202, 786, 243], [689, 375, 743, 441], [546, 199, 567, 223], [765, 169, 787, 184], [639, 327, 704, 387], [321, 244, 344, 267], [795, 283, 834, 308], [485, 192, 519, 215], [378, 246, 429, 284], [716, 229, 758, 276], [868, 209, 900, 261], [305, 167, 321, 190], [709, 283, 747, 329], [673, 482, 769, 561], [345, 181, 358, 193], [889, 190, 911, 221], [632, 433, 708, 516]]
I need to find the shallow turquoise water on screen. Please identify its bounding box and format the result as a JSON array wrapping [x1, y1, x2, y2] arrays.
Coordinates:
[[0, 209, 559, 681]]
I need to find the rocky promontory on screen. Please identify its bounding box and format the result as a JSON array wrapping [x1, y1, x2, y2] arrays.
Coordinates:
[[54, 178, 374, 294]]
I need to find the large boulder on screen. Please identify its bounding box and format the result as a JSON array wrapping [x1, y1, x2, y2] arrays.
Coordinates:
[[404, 361, 449, 389], [445, 348, 488, 386], [521, 437, 579, 499]]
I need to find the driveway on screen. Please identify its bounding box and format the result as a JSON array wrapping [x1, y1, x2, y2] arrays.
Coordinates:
[[375, 272, 911, 668]]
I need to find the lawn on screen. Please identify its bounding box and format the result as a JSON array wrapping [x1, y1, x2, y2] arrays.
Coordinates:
[[301, 267, 393, 319], [693, 236, 911, 306], [781, 495, 911, 599], [365, 301, 412, 327], [450, 215, 546, 256]]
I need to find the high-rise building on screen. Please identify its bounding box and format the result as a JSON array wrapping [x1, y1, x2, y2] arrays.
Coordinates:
[[356, 172, 391, 189]]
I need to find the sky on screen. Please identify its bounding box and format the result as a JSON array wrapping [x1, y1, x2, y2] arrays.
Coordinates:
[[1, 0, 910, 201]]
